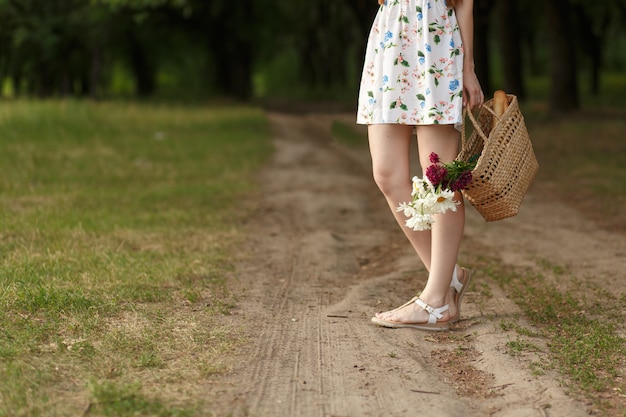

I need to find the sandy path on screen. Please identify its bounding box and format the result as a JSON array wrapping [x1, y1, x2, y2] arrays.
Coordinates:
[[214, 112, 625, 417]]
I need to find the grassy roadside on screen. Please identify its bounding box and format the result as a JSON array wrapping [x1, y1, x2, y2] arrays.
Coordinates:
[[332, 106, 626, 415], [0, 100, 272, 416], [480, 256, 626, 415]]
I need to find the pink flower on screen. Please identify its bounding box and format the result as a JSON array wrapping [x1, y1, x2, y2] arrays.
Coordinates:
[[450, 170, 473, 191], [429, 152, 440, 164], [426, 164, 448, 186]]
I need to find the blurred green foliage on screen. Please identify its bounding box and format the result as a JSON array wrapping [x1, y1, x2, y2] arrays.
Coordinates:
[[0, 0, 624, 109]]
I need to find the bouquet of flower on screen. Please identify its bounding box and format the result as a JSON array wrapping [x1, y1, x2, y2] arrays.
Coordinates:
[[397, 152, 477, 231]]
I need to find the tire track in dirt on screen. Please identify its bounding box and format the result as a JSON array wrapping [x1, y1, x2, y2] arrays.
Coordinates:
[[216, 112, 604, 417]]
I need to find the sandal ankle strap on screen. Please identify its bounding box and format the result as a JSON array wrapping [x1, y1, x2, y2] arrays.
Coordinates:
[[415, 299, 449, 324], [450, 265, 463, 293]]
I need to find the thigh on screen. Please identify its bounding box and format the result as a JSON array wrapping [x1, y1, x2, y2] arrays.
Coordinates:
[[368, 124, 414, 177], [415, 125, 461, 172]]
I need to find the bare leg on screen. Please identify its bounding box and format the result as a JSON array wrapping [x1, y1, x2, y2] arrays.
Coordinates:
[[372, 124, 464, 324], [367, 124, 432, 269], [413, 125, 464, 316]]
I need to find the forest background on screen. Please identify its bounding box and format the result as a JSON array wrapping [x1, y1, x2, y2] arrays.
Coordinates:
[[1, 1, 626, 415], [1, 0, 625, 111]]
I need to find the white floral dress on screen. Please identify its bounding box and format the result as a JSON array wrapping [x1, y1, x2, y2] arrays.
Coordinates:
[[356, 0, 464, 127]]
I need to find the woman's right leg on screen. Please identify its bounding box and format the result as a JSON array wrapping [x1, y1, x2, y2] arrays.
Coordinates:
[[368, 124, 432, 270], [369, 124, 461, 325]]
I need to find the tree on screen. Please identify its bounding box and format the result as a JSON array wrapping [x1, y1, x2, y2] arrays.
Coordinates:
[[495, 0, 525, 99], [4, 0, 95, 97], [570, 0, 626, 96], [545, 0, 579, 112], [0, 0, 624, 102], [474, 0, 494, 96]]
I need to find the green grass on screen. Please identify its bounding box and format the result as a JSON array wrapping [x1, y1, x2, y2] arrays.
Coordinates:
[[484, 262, 626, 412], [505, 338, 542, 355], [331, 120, 367, 147], [0, 100, 272, 416]]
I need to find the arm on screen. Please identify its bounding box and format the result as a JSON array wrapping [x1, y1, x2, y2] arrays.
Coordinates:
[[454, 0, 484, 109]]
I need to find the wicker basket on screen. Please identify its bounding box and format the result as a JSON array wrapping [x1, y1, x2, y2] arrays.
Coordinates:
[[457, 94, 539, 222]]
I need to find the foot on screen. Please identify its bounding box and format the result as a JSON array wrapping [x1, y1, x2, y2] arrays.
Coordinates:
[[372, 298, 451, 330], [374, 292, 455, 325]]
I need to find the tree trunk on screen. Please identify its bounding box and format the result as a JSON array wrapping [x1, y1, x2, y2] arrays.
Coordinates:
[[207, 3, 253, 100], [545, 0, 578, 112], [127, 30, 156, 97], [90, 47, 102, 99], [208, 30, 253, 100], [347, 0, 379, 74], [12, 73, 21, 97], [573, 4, 605, 96], [496, 0, 525, 99], [474, 0, 494, 96]]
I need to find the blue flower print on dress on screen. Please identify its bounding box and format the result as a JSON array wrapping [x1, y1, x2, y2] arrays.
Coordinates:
[[418, 50, 426, 65], [356, 0, 464, 126]]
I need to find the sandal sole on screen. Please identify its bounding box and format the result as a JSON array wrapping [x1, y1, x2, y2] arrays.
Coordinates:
[[450, 268, 473, 324], [371, 316, 450, 331]]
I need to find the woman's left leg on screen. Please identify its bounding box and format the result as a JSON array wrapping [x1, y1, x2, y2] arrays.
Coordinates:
[[414, 125, 465, 312]]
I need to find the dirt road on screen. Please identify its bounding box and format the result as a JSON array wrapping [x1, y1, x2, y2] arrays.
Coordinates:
[[213, 112, 626, 417]]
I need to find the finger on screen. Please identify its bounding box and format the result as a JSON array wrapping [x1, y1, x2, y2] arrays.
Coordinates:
[[472, 91, 480, 109], [468, 90, 476, 109]]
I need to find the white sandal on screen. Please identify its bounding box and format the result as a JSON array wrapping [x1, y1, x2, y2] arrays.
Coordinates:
[[371, 298, 450, 331], [449, 266, 472, 323]]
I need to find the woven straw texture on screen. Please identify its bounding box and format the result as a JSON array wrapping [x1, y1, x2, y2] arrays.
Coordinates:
[[458, 94, 539, 222]]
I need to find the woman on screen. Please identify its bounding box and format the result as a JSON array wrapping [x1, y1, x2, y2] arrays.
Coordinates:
[[357, 0, 483, 330]]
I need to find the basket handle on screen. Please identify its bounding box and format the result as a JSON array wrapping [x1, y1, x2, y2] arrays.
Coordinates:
[[461, 104, 498, 149]]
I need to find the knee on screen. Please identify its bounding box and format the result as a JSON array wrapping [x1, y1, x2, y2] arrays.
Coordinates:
[[372, 167, 404, 198]]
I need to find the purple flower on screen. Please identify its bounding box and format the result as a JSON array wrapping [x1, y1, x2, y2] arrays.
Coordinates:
[[450, 170, 473, 191], [429, 152, 440, 164], [426, 164, 448, 186]]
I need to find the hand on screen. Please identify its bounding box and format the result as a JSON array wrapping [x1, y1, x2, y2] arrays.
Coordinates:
[[378, 0, 385, 5], [463, 70, 484, 109]]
